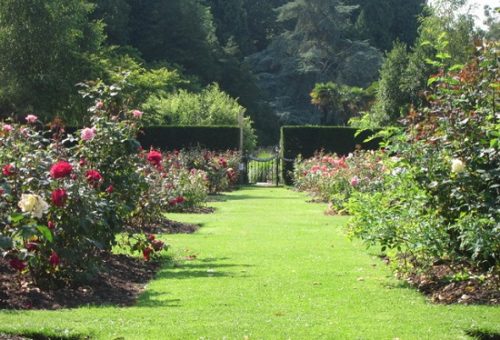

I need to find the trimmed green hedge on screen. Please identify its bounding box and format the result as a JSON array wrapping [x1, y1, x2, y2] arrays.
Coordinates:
[[280, 126, 381, 184], [138, 126, 240, 151], [65, 126, 240, 151]]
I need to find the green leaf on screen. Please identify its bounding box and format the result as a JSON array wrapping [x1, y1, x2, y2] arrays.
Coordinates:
[[20, 225, 38, 239], [0, 236, 13, 250], [449, 64, 464, 71], [427, 76, 439, 86], [37, 225, 53, 243], [436, 52, 451, 60], [9, 213, 25, 224], [425, 58, 441, 67]]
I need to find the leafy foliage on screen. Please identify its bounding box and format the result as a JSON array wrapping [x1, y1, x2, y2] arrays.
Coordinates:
[[247, 0, 382, 125], [0, 0, 104, 120], [143, 84, 256, 150], [353, 4, 480, 128], [310, 82, 375, 125], [348, 41, 499, 272]]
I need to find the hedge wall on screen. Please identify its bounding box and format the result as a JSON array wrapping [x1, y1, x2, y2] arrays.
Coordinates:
[[66, 126, 240, 151], [280, 126, 381, 184], [138, 126, 240, 151]]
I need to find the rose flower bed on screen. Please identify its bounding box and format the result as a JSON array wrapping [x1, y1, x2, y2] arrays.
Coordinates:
[[0, 84, 212, 308], [163, 148, 241, 195], [293, 150, 385, 214], [293, 42, 499, 304]]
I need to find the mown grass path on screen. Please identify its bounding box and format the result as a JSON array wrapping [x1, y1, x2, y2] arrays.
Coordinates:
[[1, 187, 499, 339]]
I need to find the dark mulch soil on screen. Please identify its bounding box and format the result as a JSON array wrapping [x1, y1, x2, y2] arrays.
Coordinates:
[[0, 253, 160, 310], [125, 217, 199, 234], [404, 263, 499, 305], [0, 254, 159, 309], [176, 206, 216, 214], [0, 217, 199, 311]]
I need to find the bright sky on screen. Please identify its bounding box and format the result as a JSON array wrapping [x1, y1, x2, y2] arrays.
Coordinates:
[[463, 0, 497, 27], [429, 0, 498, 28]]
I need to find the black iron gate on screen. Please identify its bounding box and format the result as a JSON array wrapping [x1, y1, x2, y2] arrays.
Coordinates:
[[245, 152, 280, 186]]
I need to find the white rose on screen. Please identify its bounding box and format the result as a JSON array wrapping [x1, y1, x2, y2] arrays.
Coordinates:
[[451, 159, 465, 174], [18, 194, 49, 219]]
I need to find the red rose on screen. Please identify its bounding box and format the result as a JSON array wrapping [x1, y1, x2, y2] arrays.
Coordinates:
[[2, 164, 15, 176], [147, 150, 162, 166], [105, 185, 114, 193], [147, 234, 156, 241], [51, 188, 67, 207], [218, 158, 227, 168], [79, 159, 87, 167], [50, 161, 73, 179], [143, 247, 153, 261], [85, 169, 103, 184], [47, 221, 56, 229], [168, 198, 178, 206], [25, 242, 38, 252], [176, 196, 185, 204], [49, 250, 60, 267], [151, 239, 164, 251], [9, 258, 26, 272]]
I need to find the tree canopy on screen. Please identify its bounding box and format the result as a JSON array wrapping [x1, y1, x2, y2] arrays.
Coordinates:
[[0, 0, 495, 144]]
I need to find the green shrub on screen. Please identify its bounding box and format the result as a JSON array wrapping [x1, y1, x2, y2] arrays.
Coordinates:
[[143, 84, 256, 150], [347, 41, 499, 271]]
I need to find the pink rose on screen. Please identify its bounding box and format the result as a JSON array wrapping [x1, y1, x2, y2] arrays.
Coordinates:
[[132, 110, 143, 118], [81, 127, 96, 141], [96, 101, 104, 109], [3, 124, 13, 132], [350, 176, 360, 187], [2, 164, 15, 176], [25, 114, 38, 124]]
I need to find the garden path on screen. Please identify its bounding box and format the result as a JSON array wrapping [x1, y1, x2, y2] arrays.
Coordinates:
[[0, 187, 498, 339]]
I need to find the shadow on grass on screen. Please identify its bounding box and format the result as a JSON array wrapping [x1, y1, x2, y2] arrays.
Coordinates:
[[206, 186, 294, 202], [0, 332, 91, 340], [137, 291, 182, 308], [465, 329, 500, 340], [211, 194, 296, 202], [156, 257, 253, 281], [137, 257, 253, 307], [381, 280, 414, 291]]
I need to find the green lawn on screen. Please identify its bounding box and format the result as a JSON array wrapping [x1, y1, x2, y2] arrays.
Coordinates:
[[1, 187, 499, 339]]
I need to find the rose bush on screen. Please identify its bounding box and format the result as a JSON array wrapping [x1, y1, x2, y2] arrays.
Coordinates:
[[347, 41, 499, 273], [295, 42, 499, 276], [164, 148, 241, 194], [293, 150, 386, 213], [0, 81, 170, 285]]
